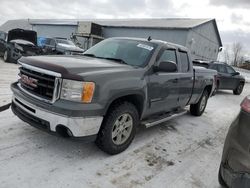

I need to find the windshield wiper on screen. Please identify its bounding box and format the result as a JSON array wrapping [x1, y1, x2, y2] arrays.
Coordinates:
[[82, 54, 128, 65], [82, 53, 97, 57], [101, 57, 128, 65]]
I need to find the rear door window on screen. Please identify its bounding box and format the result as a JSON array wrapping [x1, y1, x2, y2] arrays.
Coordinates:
[[179, 51, 189, 72]]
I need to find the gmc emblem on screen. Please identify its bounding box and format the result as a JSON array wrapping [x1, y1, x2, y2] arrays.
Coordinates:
[[20, 74, 38, 88]]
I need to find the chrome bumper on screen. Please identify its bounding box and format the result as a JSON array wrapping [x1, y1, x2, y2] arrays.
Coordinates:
[[12, 95, 103, 137]]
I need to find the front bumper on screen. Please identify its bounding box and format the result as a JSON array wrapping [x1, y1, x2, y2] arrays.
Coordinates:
[[220, 111, 250, 187], [11, 91, 103, 139]]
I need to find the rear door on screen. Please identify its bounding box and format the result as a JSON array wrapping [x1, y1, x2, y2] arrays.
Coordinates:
[[216, 64, 228, 89], [177, 50, 194, 107], [148, 48, 180, 115]]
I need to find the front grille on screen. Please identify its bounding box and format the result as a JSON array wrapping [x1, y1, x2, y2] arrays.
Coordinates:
[[18, 66, 58, 102]]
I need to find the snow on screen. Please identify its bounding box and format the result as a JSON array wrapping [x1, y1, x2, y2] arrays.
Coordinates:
[[0, 59, 249, 188], [234, 67, 250, 83]]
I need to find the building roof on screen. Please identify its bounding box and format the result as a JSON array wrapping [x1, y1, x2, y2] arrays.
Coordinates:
[[29, 18, 213, 29], [0, 19, 32, 32], [0, 18, 222, 46]]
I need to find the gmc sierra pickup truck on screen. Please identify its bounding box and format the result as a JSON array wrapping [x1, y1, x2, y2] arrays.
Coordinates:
[[11, 37, 216, 154]]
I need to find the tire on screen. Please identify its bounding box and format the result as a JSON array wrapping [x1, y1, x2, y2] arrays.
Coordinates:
[[233, 83, 244, 95], [95, 101, 139, 155], [3, 50, 10, 62], [190, 89, 209, 116], [213, 81, 219, 95], [218, 167, 227, 187]]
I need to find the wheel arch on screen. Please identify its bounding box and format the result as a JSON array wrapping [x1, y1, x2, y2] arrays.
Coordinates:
[[104, 93, 145, 119], [204, 84, 213, 96]]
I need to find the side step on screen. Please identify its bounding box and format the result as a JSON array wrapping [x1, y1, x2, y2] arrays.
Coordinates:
[[141, 109, 187, 128]]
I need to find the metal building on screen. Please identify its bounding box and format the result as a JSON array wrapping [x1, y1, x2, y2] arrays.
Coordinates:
[[0, 18, 222, 60]]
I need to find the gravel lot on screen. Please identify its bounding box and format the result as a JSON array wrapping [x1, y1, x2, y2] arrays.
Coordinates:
[[0, 58, 249, 188]]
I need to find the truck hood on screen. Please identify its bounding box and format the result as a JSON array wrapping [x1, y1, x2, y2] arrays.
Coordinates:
[[18, 55, 135, 80], [8, 28, 37, 45]]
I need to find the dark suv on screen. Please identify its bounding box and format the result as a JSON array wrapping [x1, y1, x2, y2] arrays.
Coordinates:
[[193, 60, 245, 95]]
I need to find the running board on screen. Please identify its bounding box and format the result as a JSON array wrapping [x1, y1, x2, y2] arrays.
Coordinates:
[[142, 109, 187, 128]]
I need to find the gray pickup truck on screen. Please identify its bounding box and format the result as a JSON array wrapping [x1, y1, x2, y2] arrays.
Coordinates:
[[11, 37, 216, 154]]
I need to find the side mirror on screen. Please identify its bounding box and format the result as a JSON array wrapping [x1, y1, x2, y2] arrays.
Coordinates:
[[155, 61, 177, 72]]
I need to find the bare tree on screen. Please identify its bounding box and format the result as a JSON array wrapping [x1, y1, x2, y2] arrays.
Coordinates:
[[232, 42, 243, 67], [223, 45, 230, 64]]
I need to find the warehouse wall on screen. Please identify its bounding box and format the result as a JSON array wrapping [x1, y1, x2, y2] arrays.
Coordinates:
[[30, 22, 221, 61], [32, 25, 78, 38], [102, 27, 188, 46], [186, 21, 220, 61]]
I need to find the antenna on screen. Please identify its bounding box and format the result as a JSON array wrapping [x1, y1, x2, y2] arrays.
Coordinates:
[[147, 36, 152, 41]]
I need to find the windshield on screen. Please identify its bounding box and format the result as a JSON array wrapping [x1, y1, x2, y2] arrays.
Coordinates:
[[56, 39, 75, 45], [83, 39, 157, 67]]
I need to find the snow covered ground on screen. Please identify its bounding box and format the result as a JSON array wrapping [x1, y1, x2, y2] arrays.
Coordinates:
[[0, 59, 250, 188], [234, 67, 250, 83]]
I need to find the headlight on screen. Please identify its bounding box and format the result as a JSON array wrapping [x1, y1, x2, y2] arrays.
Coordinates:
[[14, 43, 23, 52], [60, 79, 95, 103]]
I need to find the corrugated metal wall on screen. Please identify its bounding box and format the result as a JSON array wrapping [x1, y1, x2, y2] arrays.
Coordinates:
[[31, 21, 220, 61], [186, 22, 220, 60], [32, 25, 77, 39], [102, 25, 220, 60], [102, 27, 188, 46]]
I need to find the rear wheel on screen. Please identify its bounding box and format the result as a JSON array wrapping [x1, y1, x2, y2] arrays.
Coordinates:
[[213, 81, 219, 95], [233, 83, 244, 95], [190, 89, 209, 116], [95, 101, 139, 155]]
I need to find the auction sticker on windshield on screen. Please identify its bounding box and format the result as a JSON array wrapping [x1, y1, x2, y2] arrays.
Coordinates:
[[137, 43, 154, 51]]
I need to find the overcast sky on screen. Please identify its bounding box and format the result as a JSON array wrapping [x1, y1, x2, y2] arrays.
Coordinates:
[[0, 0, 249, 55]]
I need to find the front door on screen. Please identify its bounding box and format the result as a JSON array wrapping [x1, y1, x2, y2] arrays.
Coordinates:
[[224, 66, 238, 89], [147, 48, 180, 115]]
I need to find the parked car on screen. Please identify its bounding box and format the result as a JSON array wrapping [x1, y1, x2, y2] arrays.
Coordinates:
[[193, 60, 245, 95], [0, 31, 7, 41], [11, 37, 216, 154], [219, 95, 250, 188], [0, 28, 42, 63], [42, 37, 84, 55]]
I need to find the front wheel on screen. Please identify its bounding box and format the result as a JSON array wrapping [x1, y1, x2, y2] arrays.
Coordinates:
[[3, 50, 10, 62], [95, 101, 139, 155], [190, 90, 209, 116], [218, 166, 227, 187], [233, 83, 244, 95]]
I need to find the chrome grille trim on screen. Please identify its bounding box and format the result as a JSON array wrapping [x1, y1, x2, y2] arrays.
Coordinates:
[[17, 61, 62, 104]]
